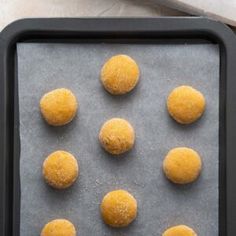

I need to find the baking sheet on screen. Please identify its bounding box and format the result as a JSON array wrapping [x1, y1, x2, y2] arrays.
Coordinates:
[[17, 43, 219, 236]]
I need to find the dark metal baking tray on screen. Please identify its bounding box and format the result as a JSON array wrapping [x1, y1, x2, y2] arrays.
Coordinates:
[[0, 17, 236, 236]]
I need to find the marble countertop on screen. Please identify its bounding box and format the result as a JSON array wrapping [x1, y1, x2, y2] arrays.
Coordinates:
[[2, 0, 235, 32], [0, 0, 185, 30]]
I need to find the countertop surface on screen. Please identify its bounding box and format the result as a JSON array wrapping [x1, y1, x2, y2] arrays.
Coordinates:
[[1, 0, 236, 31], [0, 0, 185, 31]]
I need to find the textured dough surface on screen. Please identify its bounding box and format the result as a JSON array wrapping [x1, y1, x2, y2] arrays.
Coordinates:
[[43, 150, 79, 189], [41, 219, 76, 236], [163, 147, 202, 184], [40, 88, 78, 126], [101, 54, 139, 95], [100, 189, 137, 227], [99, 118, 135, 155], [167, 85, 205, 124], [163, 225, 197, 236]]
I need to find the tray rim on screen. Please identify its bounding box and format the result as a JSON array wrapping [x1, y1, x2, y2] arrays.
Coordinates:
[[0, 17, 236, 236]]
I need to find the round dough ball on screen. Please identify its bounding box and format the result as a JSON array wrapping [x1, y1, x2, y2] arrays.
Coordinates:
[[100, 189, 137, 227], [167, 85, 205, 124], [41, 219, 76, 236], [163, 147, 202, 184], [101, 54, 140, 95], [40, 88, 78, 126], [99, 118, 135, 155], [42, 150, 79, 189], [163, 225, 197, 236]]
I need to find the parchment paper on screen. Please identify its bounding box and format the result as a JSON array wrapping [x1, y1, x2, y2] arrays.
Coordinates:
[[17, 43, 219, 236]]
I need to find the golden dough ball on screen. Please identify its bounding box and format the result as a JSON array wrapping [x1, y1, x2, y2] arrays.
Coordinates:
[[163, 225, 197, 236], [99, 118, 135, 155], [100, 189, 137, 227], [163, 147, 202, 184], [41, 219, 76, 236], [42, 150, 79, 189], [40, 88, 78, 126], [167, 85, 205, 124], [101, 54, 140, 95]]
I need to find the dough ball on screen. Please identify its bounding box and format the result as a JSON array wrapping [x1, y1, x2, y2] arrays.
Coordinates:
[[101, 54, 140, 95], [41, 219, 76, 236], [163, 147, 202, 184], [40, 88, 78, 126], [167, 85, 205, 124], [42, 150, 79, 189], [163, 225, 197, 236], [99, 118, 135, 155], [100, 189, 137, 227]]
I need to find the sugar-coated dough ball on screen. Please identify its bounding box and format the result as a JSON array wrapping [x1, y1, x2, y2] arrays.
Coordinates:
[[167, 85, 205, 124], [40, 88, 78, 126], [41, 219, 76, 236], [99, 118, 135, 155], [43, 150, 79, 189], [163, 225, 197, 236], [163, 147, 202, 184], [100, 189, 137, 227], [101, 54, 140, 95]]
